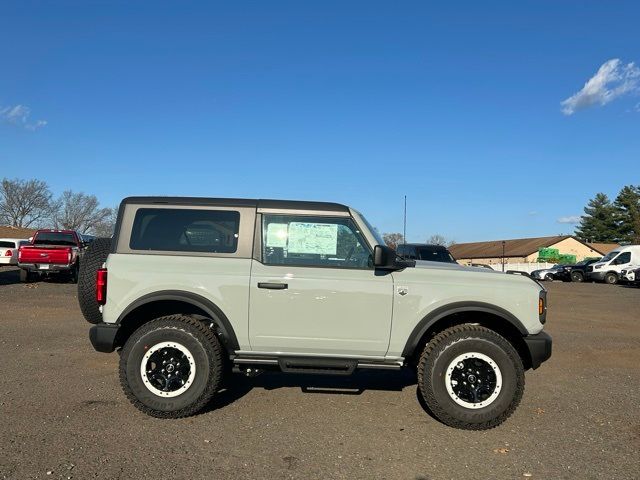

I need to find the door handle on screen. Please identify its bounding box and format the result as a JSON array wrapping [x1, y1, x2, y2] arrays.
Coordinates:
[[257, 282, 288, 290]]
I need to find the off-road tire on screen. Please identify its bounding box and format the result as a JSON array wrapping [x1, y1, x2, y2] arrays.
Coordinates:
[[119, 314, 224, 418], [77, 238, 111, 324], [570, 271, 584, 282], [417, 324, 525, 430], [605, 272, 618, 285]]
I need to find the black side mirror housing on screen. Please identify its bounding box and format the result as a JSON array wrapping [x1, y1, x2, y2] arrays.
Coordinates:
[[374, 245, 415, 270]]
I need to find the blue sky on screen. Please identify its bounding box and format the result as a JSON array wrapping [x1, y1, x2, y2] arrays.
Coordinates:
[[1, 1, 638, 242]]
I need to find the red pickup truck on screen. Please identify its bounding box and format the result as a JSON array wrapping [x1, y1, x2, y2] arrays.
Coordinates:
[[18, 229, 86, 283]]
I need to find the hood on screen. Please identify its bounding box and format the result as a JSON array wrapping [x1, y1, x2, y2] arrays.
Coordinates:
[[413, 260, 501, 275]]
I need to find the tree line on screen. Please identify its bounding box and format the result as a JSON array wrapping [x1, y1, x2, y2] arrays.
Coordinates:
[[0, 177, 117, 237], [382, 233, 455, 249], [575, 185, 640, 244]]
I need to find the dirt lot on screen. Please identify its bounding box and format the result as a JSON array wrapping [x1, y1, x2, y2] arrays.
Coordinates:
[[1, 267, 639, 480]]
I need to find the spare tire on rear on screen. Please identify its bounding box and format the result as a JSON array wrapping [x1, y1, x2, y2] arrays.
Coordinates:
[[78, 238, 112, 324]]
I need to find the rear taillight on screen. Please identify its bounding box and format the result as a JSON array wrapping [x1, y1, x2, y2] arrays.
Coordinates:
[[96, 268, 108, 305], [18, 248, 22, 262], [4, 249, 12, 257], [68, 250, 72, 263]]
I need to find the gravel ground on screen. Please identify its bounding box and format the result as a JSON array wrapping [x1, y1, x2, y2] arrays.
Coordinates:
[[1, 267, 639, 480]]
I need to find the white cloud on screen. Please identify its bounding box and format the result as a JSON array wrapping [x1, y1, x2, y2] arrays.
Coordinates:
[[561, 59, 640, 115], [557, 215, 581, 224], [0, 104, 48, 130]]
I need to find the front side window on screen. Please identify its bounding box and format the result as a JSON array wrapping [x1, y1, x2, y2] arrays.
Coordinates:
[[262, 215, 372, 268], [613, 252, 631, 265], [130, 208, 240, 253]]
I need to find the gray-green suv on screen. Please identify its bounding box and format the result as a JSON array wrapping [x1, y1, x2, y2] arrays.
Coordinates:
[[79, 197, 551, 430]]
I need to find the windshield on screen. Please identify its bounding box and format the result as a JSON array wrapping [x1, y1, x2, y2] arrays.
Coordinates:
[[33, 232, 77, 246], [355, 211, 386, 246], [417, 247, 456, 263], [599, 251, 620, 263]]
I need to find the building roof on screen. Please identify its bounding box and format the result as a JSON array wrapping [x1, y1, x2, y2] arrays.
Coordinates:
[[448, 235, 600, 260], [0, 225, 37, 240], [586, 242, 619, 255]]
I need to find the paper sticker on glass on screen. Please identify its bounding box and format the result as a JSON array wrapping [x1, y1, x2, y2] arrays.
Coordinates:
[[287, 222, 338, 255], [265, 223, 288, 248]]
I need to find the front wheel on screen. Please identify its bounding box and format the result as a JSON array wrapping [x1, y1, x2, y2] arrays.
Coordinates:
[[571, 271, 584, 282], [417, 324, 524, 430], [544, 274, 554, 281], [119, 314, 225, 418]]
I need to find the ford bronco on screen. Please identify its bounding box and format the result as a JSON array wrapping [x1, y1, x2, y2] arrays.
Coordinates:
[[79, 197, 551, 430]]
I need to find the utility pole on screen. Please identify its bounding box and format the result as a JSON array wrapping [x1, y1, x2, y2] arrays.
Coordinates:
[[502, 240, 506, 272], [403, 195, 407, 245]]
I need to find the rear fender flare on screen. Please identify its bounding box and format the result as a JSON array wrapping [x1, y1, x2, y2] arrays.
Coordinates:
[[116, 290, 240, 352]]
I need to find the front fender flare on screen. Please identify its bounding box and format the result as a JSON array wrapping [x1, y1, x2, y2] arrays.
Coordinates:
[[401, 301, 528, 358]]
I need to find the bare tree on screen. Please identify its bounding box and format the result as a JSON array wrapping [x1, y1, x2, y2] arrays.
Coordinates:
[[92, 206, 119, 237], [383, 232, 405, 249], [427, 234, 455, 247], [52, 190, 112, 234], [0, 177, 54, 227]]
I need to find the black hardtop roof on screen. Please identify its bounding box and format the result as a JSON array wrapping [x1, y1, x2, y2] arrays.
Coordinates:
[[120, 196, 350, 212]]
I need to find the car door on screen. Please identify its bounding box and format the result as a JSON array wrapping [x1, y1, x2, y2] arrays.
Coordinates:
[[612, 251, 632, 271], [249, 213, 394, 357]]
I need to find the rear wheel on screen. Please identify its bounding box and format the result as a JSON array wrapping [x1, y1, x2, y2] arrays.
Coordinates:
[[19, 269, 34, 282], [570, 271, 584, 282], [605, 272, 618, 285], [544, 274, 554, 281], [119, 314, 225, 418], [417, 324, 524, 430]]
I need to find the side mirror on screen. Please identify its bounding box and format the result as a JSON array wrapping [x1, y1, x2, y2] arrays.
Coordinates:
[[373, 245, 393, 268], [374, 245, 416, 270]]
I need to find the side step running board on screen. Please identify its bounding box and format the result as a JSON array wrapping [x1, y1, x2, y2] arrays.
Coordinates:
[[233, 355, 402, 374], [278, 357, 357, 375]]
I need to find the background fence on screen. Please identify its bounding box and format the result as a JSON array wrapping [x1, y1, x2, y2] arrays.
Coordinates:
[[483, 262, 557, 273]]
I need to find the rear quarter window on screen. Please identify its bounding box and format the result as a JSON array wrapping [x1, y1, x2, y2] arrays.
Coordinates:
[[0, 241, 16, 248], [129, 208, 240, 253]]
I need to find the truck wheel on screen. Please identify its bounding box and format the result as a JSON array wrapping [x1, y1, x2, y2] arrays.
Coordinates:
[[417, 324, 524, 430], [69, 264, 79, 284], [570, 271, 584, 282], [604, 272, 618, 285], [119, 314, 224, 418], [77, 238, 112, 324], [19, 269, 31, 282]]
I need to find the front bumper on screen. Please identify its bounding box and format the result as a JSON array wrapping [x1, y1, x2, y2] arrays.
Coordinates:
[[523, 331, 552, 369], [89, 323, 120, 353]]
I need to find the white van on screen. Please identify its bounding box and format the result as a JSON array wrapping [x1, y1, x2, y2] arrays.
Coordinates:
[[587, 245, 640, 284]]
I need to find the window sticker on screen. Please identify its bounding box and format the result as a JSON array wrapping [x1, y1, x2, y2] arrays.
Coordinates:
[[266, 223, 289, 248], [288, 222, 338, 255]]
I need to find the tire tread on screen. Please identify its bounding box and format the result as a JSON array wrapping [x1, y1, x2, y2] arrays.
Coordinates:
[[119, 314, 224, 418], [417, 323, 524, 430]]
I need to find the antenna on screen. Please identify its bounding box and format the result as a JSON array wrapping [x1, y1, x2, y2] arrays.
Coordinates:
[[403, 195, 407, 244]]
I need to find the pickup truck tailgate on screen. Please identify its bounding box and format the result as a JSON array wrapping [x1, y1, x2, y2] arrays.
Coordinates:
[[19, 246, 72, 264]]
